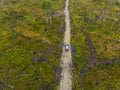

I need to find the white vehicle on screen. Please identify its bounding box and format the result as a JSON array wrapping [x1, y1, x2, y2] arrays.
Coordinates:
[[65, 43, 69, 51]]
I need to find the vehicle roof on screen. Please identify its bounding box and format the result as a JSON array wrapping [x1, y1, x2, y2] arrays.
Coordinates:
[[65, 45, 69, 49]]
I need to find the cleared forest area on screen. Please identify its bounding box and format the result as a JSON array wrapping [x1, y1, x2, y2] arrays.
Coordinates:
[[70, 0, 120, 90], [0, 0, 65, 90]]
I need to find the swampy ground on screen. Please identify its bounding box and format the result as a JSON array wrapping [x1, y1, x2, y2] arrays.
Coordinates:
[[0, 0, 65, 89], [0, 0, 120, 90], [70, 0, 120, 90]]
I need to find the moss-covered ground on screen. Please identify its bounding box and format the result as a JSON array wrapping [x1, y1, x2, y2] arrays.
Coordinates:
[[69, 0, 120, 90], [0, 0, 64, 89]]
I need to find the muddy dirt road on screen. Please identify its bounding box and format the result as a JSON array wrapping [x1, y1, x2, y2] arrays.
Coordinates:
[[59, 0, 72, 90]]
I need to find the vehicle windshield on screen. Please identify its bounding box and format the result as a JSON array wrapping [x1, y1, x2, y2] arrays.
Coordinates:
[[66, 45, 69, 48]]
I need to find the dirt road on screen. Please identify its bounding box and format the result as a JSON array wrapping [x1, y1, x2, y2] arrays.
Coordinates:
[[59, 0, 72, 90]]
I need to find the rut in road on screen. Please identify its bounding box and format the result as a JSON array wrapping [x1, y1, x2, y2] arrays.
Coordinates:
[[59, 0, 72, 90]]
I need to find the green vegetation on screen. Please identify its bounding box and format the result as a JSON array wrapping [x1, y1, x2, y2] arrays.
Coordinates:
[[0, 0, 120, 89], [83, 62, 120, 90], [0, 0, 64, 89], [70, 0, 120, 90]]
